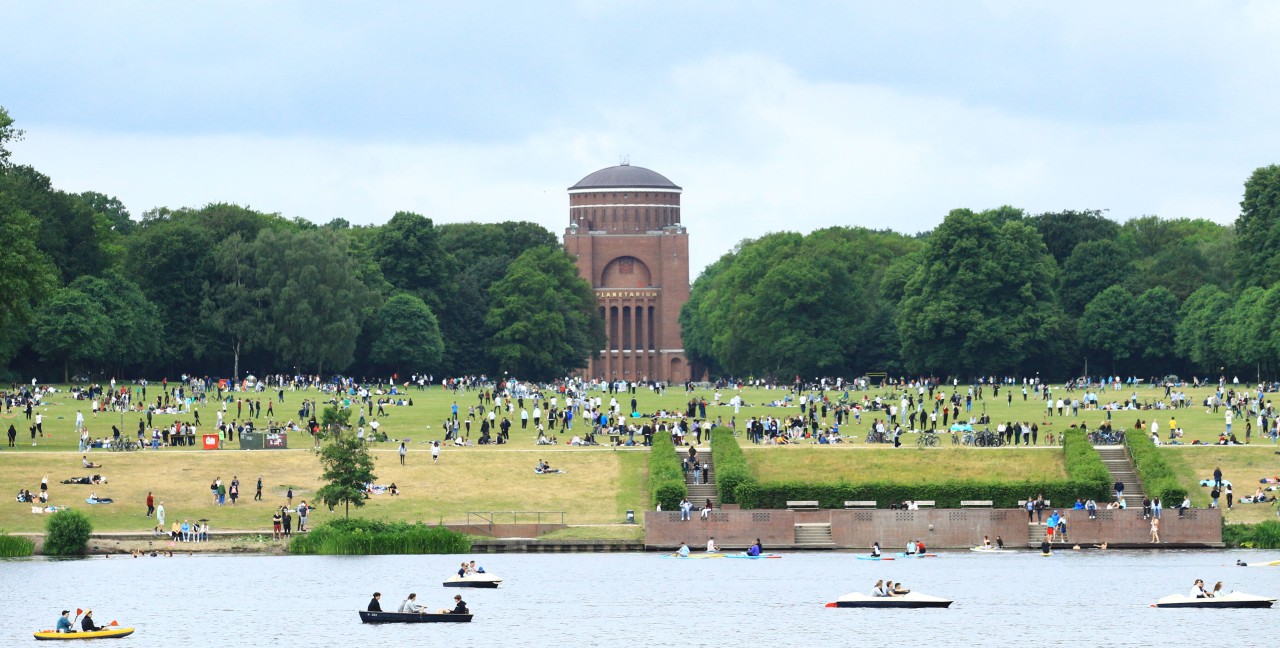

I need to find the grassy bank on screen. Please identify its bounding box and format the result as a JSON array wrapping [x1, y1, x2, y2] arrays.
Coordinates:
[[744, 446, 1066, 483], [1161, 445, 1280, 524]]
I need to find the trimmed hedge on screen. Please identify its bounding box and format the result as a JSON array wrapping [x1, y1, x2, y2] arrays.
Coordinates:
[[709, 427, 750, 504], [732, 429, 1111, 509], [649, 429, 687, 510], [1124, 431, 1187, 503]]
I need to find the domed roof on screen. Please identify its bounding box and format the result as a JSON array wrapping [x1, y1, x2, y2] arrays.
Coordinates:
[[569, 164, 681, 191]]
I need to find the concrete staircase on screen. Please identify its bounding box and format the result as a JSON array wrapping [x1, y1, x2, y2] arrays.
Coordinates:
[[684, 449, 718, 507], [794, 523, 834, 545], [1096, 446, 1145, 507]]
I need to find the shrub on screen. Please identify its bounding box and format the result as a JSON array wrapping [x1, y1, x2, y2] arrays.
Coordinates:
[[710, 427, 752, 504], [1223, 521, 1280, 549], [649, 429, 687, 510], [0, 532, 34, 557], [1124, 431, 1187, 503], [44, 509, 92, 556], [289, 518, 471, 555], [1063, 430, 1111, 486]]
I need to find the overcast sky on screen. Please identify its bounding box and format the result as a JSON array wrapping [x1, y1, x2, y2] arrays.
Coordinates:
[[4, 2, 1278, 274]]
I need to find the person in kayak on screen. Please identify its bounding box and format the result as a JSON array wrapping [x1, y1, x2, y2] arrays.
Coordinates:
[[676, 542, 690, 557], [870, 542, 881, 557], [81, 610, 103, 632], [367, 592, 382, 611], [56, 610, 74, 633]]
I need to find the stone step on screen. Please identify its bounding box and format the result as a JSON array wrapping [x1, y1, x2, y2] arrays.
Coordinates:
[[794, 523, 833, 544]]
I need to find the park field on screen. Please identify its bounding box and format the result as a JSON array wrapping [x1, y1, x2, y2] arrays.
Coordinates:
[[744, 446, 1066, 484], [1, 381, 1273, 533], [1159, 445, 1280, 524]]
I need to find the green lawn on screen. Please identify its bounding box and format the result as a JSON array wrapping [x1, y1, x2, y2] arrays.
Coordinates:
[[0, 380, 1265, 536], [1159, 445, 1280, 524], [744, 446, 1066, 483]]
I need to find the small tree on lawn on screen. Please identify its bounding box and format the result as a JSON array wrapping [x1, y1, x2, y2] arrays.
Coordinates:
[[315, 435, 376, 518]]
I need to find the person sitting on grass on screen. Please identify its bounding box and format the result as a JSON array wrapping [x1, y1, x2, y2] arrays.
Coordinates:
[[82, 456, 102, 469]]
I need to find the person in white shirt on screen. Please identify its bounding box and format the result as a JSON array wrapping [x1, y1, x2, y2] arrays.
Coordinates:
[[706, 537, 719, 552]]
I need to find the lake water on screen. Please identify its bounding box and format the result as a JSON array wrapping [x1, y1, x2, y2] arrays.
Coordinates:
[[2, 550, 1277, 646]]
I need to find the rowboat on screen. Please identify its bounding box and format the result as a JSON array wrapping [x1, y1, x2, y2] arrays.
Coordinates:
[[826, 592, 953, 608], [359, 611, 473, 623], [443, 573, 502, 588], [33, 627, 135, 640], [1154, 592, 1276, 609]]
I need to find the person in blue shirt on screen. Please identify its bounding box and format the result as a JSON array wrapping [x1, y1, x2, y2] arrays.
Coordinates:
[[56, 610, 73, 633], [675, 542, 690, 557]]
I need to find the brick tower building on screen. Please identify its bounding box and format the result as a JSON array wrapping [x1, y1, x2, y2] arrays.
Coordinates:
[[563, 163, 690, 383]]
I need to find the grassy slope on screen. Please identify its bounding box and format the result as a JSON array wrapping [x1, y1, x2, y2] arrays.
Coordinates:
[[0, 381, 1263, 533], [744, 446, 1066, 483], [1159, 445, 1280, 524]]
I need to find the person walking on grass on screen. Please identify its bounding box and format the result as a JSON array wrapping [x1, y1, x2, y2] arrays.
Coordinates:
[[146, 492, 154, 518], [432, 440, 441, 463], [255, 475, 263, 501], [155, 502, 165, 536]]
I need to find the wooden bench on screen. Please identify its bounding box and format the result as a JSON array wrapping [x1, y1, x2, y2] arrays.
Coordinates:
[[914, 500, 936, 508], [961, 500, 994, 508], [844, 500, 877, 509], [786, 500, 820, 511]]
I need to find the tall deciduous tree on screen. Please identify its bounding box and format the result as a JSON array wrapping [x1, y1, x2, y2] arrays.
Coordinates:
[[484, 247, 602, 381], [370, 293, 444, 375], [68, 272, 163, 377], [1234, 165, 1280, 289], [201, 233, 266, 380], [897, 208, 1066, 375], [0, 194, 58, 362], [1028, 209, 1120, 265], [1130, 287, 1181, 373], [1059, 239, 1136, 316], [34, 288, 111, 382], [1078, 285, 1136, 371], [370, 211, 452, 309], [1175, 285, 1233, 374], [250, 228, 379, 375]]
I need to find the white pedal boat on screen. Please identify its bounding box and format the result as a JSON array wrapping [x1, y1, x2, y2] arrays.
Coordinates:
[[1154, 591, 1275, 608], [826, 591, 953, 608]]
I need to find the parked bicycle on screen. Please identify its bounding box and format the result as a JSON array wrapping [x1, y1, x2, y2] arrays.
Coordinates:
[[916, 432, 940, 447]]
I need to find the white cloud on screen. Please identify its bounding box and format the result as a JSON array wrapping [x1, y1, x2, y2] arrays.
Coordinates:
[[13, 51, 1273, 276]]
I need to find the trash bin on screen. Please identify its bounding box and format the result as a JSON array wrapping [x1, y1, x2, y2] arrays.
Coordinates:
[[626, 510, 635, 524], [201, 434, 220, 450]]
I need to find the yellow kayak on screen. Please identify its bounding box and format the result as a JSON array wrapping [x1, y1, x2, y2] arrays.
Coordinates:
[[33, 627, 134, 640]]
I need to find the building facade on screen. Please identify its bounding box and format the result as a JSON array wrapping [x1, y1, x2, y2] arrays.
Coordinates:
[[563, 164, 690, 383]]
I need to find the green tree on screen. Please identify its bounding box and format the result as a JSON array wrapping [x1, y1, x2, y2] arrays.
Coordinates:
[[251, 228, 379, 374], [1234, 165, 1280, 289], [0, 105, 24, 168], [1175, 285, 1233, 374], [201, 233, 266, 380], [1130, 287, 1181, 373], [370, 211, 452, 309], [1028, 209, 1120, 265], [1077, 285, 1136, 371], [68, 272, 163, 377], [315, 435, 377, 518], [1221, 286, 1274, 378], [897, 208, 1066, 375], [0, 166, 114, 281], [78, 191, 134, 235], [34, 288, 111, 382], [484, 246, 602, 380], [0, 194, 58, 362], [1059, 239, 1136, 315], [370, 293, 444, 375]]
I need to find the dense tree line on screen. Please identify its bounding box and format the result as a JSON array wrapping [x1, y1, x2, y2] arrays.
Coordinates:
[[684, 166, 1280, 381], [0, 107, 601, 382]]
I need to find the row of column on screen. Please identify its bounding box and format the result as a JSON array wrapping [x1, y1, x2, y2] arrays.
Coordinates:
[[597, 298, 657, 379]]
